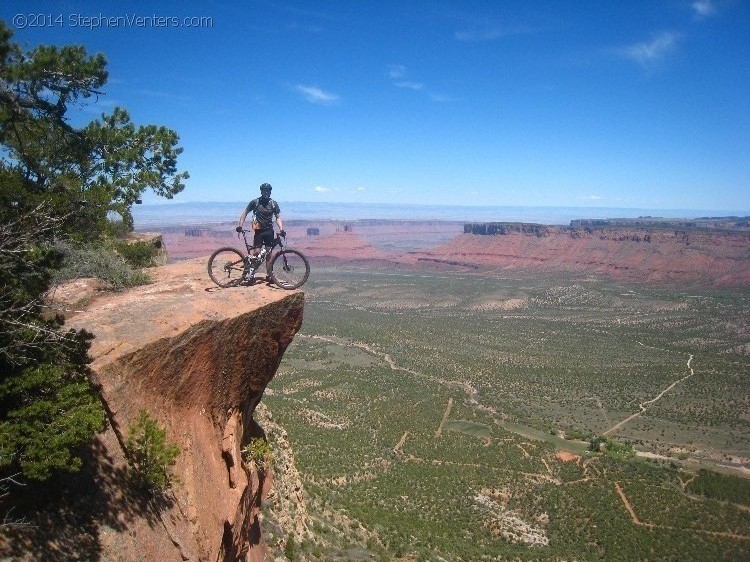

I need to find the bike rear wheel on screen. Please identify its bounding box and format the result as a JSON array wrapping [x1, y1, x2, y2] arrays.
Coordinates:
[[269, 249, 310, 289], [208, 247, 246, 287]]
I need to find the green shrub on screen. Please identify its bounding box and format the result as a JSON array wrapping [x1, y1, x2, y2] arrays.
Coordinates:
[[114, 240, 159, 268], [588, 436, 634, 458], [284, 533, 296, 561], [106, 219, 132, 238], [54, 241, 151, 290], [567, 428, 592, 441], [242, 437, 273, 471], [686, 469, 750, 503], [125, 410, 180, 493], [0, 363, 106, 481]]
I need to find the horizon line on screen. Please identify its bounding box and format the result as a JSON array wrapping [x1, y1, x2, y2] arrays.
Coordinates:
[[136, 200, 749, 216]]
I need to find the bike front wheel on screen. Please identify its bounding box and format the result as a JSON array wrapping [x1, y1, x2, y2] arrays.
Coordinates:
[[208, 247, 246, 287], [269, 249, 310, 289]]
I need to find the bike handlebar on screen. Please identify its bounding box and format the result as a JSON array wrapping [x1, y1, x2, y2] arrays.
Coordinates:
[[235, 226, 286, 237]]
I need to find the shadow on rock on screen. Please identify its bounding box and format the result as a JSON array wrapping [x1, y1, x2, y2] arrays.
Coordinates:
[[0, 436, 174, 561]]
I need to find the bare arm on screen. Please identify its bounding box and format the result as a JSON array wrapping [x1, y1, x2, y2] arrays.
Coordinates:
[[238, 208, 248, 228], [275, 214, 284, 231], [238, 201, 253, 228]]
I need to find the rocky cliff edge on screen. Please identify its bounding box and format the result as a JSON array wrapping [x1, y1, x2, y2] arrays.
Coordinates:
[[55, 258, 303, 561]]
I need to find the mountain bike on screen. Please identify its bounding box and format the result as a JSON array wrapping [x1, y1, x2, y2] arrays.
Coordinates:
[[207, 229, 310, 289]]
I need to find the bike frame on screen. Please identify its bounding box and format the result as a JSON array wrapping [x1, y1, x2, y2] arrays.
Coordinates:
[[237, 229, 286, 260], [235, 229, 286, 278]]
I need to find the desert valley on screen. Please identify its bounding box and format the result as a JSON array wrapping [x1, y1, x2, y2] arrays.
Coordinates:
[[156, 215, 749, 560]]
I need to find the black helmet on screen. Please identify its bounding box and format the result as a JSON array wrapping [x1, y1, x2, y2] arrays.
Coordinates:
[[260, 183, 272, 192]]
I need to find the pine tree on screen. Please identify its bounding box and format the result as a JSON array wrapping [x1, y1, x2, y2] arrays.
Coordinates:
[[0, 19, 188, 483]]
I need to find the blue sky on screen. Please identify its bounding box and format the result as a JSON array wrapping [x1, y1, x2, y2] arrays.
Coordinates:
[[3, 1, 749, 213]]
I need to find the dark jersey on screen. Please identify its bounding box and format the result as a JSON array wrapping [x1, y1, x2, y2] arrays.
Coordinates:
[[245, 197, 280, 230]]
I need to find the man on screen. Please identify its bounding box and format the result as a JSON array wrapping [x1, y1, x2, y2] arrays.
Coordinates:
[[237, 183, 286, 249]]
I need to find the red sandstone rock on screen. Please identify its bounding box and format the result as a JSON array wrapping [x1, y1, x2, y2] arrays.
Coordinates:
[[404, 228, 750, 286], [63, 258, 304, 561], [162, 222, 749, 286]]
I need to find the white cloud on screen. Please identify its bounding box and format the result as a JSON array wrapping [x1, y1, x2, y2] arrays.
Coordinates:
[[388, 65, 453, 102], [388, 64, 406, 79], [295, 84, 339, 104], [394, 81, 424, 90], [621, 31, 679, 66], [313, 185, 331, 193], [692, 0, 716, 18], [455, 26, 532, 42], [429, 92, 454, 103], [355, 187, 366, 192]]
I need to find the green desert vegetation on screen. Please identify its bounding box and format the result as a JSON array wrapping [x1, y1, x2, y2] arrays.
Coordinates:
[[125, 410, 181, 493], [0, 22, 187, 495], [52, 240, 153, 290], [263, 268, 750, 560], [243, 437, 274, 472]]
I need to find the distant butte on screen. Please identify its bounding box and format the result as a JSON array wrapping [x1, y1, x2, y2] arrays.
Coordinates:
[[157, 217, 750, 287]]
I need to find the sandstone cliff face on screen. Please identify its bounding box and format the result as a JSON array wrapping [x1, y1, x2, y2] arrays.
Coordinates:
[[164, 222, 748, 286], [63, 258, 304, 561], [407, 228, 750, 286]]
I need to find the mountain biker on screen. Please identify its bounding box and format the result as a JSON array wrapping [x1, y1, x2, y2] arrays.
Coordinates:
[[237, 183, 286, 250]]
